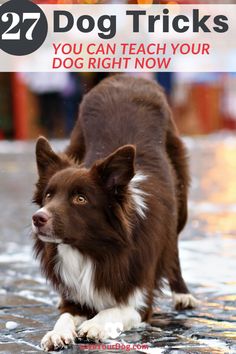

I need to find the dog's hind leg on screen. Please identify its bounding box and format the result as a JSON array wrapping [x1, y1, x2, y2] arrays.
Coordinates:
[[164, 119, 198, 309], [166, 119, 190, 235], [168, 246, 199, 310]]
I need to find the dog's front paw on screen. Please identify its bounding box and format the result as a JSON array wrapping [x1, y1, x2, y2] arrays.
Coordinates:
[[78, 319, 123, 341], [41, 328, 77, 351]]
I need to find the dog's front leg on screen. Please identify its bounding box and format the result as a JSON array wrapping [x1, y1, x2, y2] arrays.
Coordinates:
[[41, 312, 86, 351], [78, 306, 141, 342]]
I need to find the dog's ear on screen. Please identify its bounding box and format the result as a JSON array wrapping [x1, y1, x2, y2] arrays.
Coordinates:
[[35, 137, 61, 177], [93, 145, 136, 190]]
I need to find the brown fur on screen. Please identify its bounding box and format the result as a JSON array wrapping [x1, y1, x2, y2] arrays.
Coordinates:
[[33, 74, 190, 322]]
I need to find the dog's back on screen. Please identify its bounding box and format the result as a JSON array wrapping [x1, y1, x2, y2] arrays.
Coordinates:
[[67, 74, 189, 234], [68, 75, 170, 162]]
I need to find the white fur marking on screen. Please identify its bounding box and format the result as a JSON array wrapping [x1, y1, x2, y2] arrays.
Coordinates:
[[31, 222, 37, 234], [127, 289, 147, 310], [41, 313, 85, 351], [56, 244, 147, 312], [38, 235, 63, 244], [129, 172, 148, 218], [172, 293, 199, 309], [35, 206, 51, 217], [32, 207, 61, 243], [78, 306, 141, 341]]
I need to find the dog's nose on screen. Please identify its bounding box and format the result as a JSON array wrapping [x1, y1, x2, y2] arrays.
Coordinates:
[[32, 211, 49, 228]]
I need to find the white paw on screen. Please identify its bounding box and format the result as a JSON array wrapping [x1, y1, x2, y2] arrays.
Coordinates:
[[41, 328, 77, 351], [173, 293, 200, 310], [78, 319, 123, 341]]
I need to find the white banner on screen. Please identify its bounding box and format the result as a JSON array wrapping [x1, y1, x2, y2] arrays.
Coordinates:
[[0, 4, 235, 72]]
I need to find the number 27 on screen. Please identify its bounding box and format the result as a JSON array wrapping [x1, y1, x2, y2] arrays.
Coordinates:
[[1, 12, 41, 40]]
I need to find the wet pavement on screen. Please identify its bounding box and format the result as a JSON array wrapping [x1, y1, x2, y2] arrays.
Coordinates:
[[0, 134, 236, 354]]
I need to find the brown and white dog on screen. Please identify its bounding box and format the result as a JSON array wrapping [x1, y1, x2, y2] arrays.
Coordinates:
[[32, 75, 198, 351]]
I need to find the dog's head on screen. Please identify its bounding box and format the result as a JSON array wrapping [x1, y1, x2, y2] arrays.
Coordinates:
[[32, 137, 136, 258]]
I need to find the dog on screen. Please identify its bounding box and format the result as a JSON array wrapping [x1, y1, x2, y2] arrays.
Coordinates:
[[32, 74, 198, 351]]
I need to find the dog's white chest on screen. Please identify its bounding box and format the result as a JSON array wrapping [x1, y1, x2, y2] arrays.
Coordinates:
[[55, 244, 146, 312], [55, 244, 117, 311]]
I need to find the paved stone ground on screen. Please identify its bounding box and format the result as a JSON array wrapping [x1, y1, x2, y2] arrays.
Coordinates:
[[0, 134, 236, 354]]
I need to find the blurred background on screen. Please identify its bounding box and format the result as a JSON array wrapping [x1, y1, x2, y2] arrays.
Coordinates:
[[1, 71, 236, 140]]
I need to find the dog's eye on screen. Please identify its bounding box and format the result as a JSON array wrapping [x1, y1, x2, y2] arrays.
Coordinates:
[[45, 193, 51, 200], [72, 194, 87, 205]]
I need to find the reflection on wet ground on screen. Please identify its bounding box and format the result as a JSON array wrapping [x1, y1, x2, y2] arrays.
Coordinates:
[[0, 134, 236, 353]]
